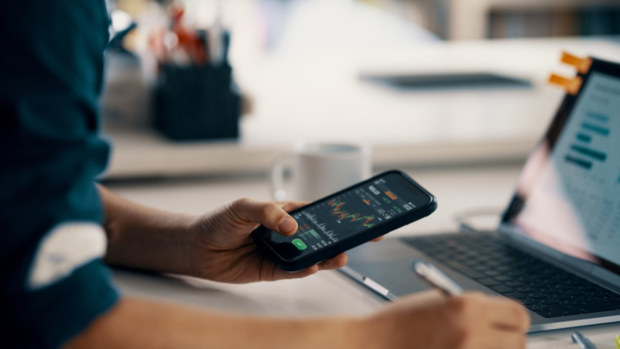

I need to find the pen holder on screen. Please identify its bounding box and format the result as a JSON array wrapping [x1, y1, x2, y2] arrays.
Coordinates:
[[153, 63, 241, 141]]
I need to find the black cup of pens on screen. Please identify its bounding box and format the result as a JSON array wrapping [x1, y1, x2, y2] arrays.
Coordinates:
[[151, 7, 241, 141], [153, 61, 241, 141]]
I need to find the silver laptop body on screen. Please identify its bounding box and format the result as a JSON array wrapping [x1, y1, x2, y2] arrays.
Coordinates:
[[343, 58, 620, 332]]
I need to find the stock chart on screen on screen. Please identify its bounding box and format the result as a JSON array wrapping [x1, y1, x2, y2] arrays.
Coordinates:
[[274, 175, 422, 252]]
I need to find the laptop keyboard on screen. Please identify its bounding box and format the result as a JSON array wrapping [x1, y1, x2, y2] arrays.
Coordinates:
[[403, 233, 620, 318]]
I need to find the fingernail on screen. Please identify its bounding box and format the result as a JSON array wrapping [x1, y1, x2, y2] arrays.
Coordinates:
[[278, 217, 297, 234]]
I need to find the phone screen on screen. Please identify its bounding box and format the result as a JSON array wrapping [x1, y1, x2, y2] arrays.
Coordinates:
[[259, 172, 433, 261]]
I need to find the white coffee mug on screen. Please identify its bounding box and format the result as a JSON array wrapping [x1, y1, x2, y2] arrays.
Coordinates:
[[270, 141, 372, 201]]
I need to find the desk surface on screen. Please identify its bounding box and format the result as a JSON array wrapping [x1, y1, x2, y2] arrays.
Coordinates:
[[106, 164, 620, 347], [105, 37, 620, 178]]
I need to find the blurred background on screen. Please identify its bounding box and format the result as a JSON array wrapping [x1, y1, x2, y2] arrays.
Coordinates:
[[101, 0, 620, 180]]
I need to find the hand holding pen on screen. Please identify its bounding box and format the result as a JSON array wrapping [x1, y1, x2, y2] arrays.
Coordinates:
[[363, 259, 530, 349], [411, 259, 610, 349]]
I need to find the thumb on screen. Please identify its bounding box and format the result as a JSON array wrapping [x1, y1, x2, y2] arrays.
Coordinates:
[[230, 198, 298, 236]]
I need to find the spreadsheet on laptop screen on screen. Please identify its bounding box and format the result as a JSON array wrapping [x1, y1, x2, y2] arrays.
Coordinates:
[[510, 71, 620, 272]]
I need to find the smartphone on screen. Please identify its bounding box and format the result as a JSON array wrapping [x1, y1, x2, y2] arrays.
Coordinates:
[[251, 170, 437, 271]]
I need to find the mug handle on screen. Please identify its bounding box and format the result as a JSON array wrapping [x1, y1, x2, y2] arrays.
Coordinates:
[[270, 152, 291, 201]]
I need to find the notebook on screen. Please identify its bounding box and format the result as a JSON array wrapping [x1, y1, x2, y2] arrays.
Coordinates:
[[342, 54, 620, 333]]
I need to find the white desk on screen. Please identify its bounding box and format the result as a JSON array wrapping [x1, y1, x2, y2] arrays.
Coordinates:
[[106, 164, 620, 347], [105, 37, 620, 178]]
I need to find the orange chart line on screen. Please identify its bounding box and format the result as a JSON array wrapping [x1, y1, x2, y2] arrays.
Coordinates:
[[328, 199, 375, 228]]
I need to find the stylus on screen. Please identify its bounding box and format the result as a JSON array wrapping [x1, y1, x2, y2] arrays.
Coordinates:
[[411, 259, 464, 296], [361, 275, 397, 300], [339, 266, 397, 301]]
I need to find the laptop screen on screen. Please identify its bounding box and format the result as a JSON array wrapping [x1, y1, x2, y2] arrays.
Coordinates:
[[502, 59, 620, 276]]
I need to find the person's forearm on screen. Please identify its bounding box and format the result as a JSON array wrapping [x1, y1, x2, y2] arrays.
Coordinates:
[[98, 185, 197, 275], [64, 297, 365, 349]]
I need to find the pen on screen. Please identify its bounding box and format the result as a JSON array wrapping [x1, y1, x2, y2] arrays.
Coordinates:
[[411, 259, 463, 296], [209, 0, 224, 65], [221, 30, 230, 64], [571, 331, 597, 349]]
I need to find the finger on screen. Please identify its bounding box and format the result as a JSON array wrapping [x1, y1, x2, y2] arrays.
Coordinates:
[[270, 253, 347, 279], [267, 253, 347, 281], [317, 253, 348, 270], [481, 296, 531, 331], [271, 264, 320, 280], [278, 201, 309, 213], [232, 198, 298, 235]]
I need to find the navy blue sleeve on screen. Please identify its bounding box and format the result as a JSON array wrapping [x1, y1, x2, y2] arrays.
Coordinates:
[[0, 1, 120, 348]]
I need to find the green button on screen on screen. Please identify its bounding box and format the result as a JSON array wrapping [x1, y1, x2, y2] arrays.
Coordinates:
[[292, 238, 307, 250]]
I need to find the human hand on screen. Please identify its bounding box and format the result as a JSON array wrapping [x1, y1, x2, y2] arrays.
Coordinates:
[[361, 290, 530, 349], [187, 198, 348, 283]]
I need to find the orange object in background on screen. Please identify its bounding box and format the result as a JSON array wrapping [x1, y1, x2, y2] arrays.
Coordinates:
[[547, 52, 593, 95], [548, 74, 583, 95], [169, 4, 208, 65], [560, 51, 592, 74]]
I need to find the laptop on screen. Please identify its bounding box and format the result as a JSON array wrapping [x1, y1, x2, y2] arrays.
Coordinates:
[[342, 56, 620, 332]]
